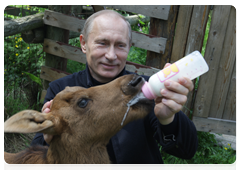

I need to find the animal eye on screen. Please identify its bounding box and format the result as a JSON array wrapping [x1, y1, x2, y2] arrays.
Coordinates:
[[77, 98, 89, 108]]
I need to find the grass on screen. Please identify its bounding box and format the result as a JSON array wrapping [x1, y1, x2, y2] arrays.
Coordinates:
[[4, 90, 36, 153], [161, 131, 236, 164], [4, 133, 35, 153]]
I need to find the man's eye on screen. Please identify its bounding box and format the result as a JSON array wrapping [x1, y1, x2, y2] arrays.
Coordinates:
[[118, 44, 126, 48], [99, 42, 105, 45], [77, 98, 89, 108]]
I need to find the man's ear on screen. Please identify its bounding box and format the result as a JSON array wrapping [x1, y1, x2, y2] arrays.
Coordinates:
[[4, 110, 55, 134], [127, 42, 132, 53], [80, 34, 87, 53]]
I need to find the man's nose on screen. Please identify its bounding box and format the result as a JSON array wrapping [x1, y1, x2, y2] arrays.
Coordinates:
[[105, 45, 117, 61]]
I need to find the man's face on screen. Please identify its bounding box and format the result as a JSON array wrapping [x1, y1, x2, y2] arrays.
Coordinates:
[[80, 14, 130, 83]]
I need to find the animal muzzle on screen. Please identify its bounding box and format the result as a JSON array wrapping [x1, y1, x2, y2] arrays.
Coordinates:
[[128, 75, 145, 92], [129, 75, 144, 87], [120, 74, 146, 97]]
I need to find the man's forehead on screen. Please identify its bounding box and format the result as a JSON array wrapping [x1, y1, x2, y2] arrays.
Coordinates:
[[93, 14, 127, 29], [95, 13, 123, 22], [89, 15, 129, 38]]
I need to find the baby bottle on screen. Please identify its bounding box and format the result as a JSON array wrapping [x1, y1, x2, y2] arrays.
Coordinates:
[[141, 51, 209, 99]]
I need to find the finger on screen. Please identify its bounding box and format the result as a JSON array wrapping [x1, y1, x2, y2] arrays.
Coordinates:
[[43, 108, 51, 113], [44, 134, 53, 144], [162, 98, 183, 113], [41, 102, 50, 112], [179, 77, 194, 92], [41, 100, 53, 113], [164, 80, 189, 96], [161, 89, 187, 105], [163, 63, 171, 69]]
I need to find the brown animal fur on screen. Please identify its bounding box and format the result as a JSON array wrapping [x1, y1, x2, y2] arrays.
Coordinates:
[[4, 74, 153, 164]]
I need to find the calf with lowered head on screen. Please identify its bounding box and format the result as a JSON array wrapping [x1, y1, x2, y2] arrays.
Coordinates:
[[4, 74, 153, 164]]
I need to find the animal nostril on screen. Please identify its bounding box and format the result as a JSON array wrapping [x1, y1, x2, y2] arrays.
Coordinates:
[[130, 76, 143, 87]]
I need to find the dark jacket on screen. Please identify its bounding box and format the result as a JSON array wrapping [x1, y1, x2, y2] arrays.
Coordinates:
[[31, 64, 198, 164]]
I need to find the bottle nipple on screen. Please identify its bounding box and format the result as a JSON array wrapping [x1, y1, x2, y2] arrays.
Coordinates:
[[142, 82, 157, 100]]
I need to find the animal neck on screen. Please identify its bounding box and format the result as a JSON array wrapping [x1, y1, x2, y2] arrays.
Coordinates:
[[46, 135, 111, 164]]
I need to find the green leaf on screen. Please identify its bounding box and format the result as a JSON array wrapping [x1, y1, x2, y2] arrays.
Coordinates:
[[138, 19, 145, 25], [138, 14, 144, 19], [23, 71, 42, 86]]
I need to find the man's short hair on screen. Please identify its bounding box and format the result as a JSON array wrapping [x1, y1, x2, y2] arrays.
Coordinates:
[[81, 10, 132, 45]]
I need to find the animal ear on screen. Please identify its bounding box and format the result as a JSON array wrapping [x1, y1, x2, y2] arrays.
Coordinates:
[[4, 110, 55, 134]]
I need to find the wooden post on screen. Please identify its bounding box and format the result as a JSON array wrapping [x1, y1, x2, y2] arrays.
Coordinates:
[[222, 59, 236, 120], [43, 5, 71, 90], [193, 5, 232, 118], [146, 5, 179, 69], [209, 6, 236, 119], [181, 5, 210, 117], [171, 5, 193, 62]]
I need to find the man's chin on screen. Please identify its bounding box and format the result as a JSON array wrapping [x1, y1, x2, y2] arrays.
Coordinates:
[[99, 71, 119, 81]]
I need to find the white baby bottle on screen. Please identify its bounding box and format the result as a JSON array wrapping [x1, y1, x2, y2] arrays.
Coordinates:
[[141, 51, 209, 99]]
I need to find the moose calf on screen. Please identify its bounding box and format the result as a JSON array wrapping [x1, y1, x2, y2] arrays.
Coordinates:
[[4, 74, 153, 164]]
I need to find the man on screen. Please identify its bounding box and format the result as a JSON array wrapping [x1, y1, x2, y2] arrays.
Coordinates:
[[31, 10, 198, 163]]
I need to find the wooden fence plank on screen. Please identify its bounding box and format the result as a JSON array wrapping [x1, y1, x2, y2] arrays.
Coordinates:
[[193, 5, 232, 118], [43, 38, 87, 64], [43, 6, 71, 90], [104, 5, 170, 20], [211, 133, 238, 151], [44, 9, 85, 33], [185, 5, 210, 55], [181, 5, 211, 116], [146, 5, 179, 69], [131, 31, 166, 54], [209, 6, 236, 119], [40, 65, 70, 82], [43, 9, 167, 53], [171, 5, 193, 63], [125, 61, 159, 76], [43, 38, 159, 76], [40, 90, 47, 103], [222, 59, 236, 120], [92, 5, 105, 12], [192, 116, 236, 136]]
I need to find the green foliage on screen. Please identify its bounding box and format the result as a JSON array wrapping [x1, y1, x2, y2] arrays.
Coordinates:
[[23, 71, 42, 86], [127, 47, 147, 65], [4, 32, 44, 115], [4, 91, 30, 121], [4, 5, 46, 19], [4, 34, 44, 91], [66, 60, 86, 74], [128, 13, 149, 64], [69, 36, 81, 48], [201, 10, 212, 57], [161, 131, 236, 164]]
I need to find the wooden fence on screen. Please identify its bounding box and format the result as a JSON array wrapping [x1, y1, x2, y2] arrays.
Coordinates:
[[5, 5, 236, 135]]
